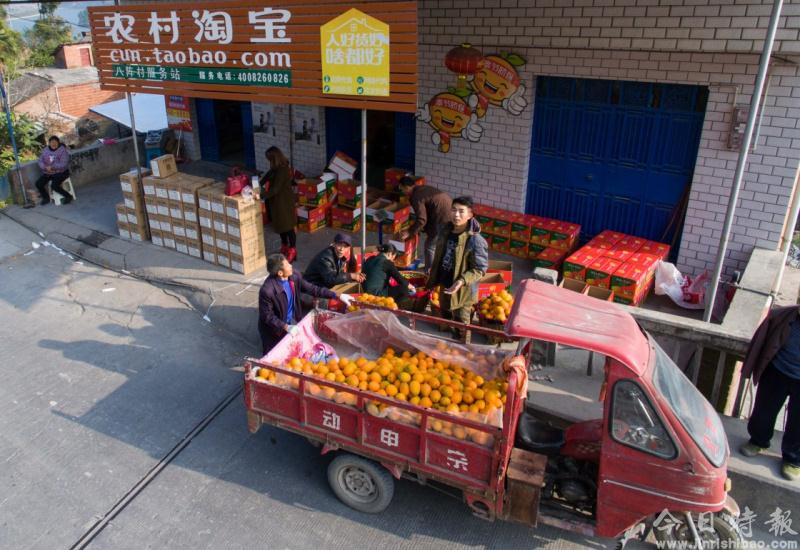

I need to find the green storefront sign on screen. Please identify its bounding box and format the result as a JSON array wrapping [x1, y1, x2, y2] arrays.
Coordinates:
[[112, 64, 292, 88]]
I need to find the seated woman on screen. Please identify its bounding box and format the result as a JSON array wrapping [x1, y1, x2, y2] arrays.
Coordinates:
[[362, 244, 416, 299], [35, 136, 72, 205]]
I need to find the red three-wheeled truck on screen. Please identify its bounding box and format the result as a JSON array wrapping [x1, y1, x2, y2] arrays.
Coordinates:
[[244, 280, 742, 548]]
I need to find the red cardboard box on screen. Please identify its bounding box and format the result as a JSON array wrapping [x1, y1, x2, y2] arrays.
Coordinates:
[[611, 255, 660, 306], [477, 273, 508, 300], [511, 214, 538, 241], [604, 236, 645, 262], [527, 242, 546, 259], [546, 219, 580, 250], [563, 246, 604, 281], [473, 204, 494, 232], [331, 205, 361, 224], [509, 239, 529, 259], [585, 257, 623, 289], [488, 260, 513, 285], [328, 151, 358, 181], [297, 204, 327, 225], [384, 167, 408, 191], [297, 178, 327, 197], [489, 210, 513, 237], [490, 235, 510, 254], [638, 240, 671, 261], [532, 247, 568, 270], [530, 217, 551, 246], [389, 234, 418, 256], [590, 229, 626, 248]]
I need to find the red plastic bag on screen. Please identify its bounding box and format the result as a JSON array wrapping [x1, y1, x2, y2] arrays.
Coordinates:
[[225, 167, 249, 196]]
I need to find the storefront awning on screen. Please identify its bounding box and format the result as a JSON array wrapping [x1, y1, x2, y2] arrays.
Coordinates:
[[89, 93, 168, 133]]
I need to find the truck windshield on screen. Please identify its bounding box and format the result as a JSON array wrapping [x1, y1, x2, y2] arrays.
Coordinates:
[[651, 338, 727, 467]]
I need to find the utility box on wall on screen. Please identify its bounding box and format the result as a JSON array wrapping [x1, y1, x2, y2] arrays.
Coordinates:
[[727, 105, 748, 150]]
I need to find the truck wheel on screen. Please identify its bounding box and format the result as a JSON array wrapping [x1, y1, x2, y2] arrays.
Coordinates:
[[327, 454, 395, 514], [653, 511, 743, 549]]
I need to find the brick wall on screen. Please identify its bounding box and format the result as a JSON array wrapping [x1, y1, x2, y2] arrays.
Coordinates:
[[416, 0, 800, 275], [251, 102, 327, 176], [56, 44, 94, 69], [15, 89, 60, 119], [57, 83, 124, 118]]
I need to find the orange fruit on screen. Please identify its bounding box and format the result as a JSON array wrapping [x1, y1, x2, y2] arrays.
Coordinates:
[[429, 389, 441, 403], [368, 381, 381, 392], [385, 384, 398, 397]]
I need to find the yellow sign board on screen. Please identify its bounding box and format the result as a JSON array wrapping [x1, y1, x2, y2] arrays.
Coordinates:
[[320, 9, 390, 97]]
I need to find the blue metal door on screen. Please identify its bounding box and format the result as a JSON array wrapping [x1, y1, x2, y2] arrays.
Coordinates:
[[325, 107, 361, 162], [394, 112, 415, 171], [241, 102, 256, 169], [195, 98, 219, 162], [527, 77, 707, 245]]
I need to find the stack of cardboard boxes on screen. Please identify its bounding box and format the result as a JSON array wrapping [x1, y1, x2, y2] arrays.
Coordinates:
[[115, 167, 152, 242], [296, 173, 336, 234], [198, 183, 266, 274], [563, 230, 670, 306], [142, 157, 213, 259], [330, 179, 363, 233], [475, 206, 580, 271]]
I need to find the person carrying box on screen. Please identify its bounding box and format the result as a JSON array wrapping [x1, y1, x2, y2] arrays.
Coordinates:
[[398, 176, 452, 271]]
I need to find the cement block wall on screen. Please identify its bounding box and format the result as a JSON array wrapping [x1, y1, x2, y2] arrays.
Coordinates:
[[251, 102, 327, 177], [415, 0, 800, 275], [11, 137, 138, 202]]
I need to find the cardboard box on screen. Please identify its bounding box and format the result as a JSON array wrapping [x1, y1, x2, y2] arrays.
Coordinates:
[[119, 167, 151, 190], [196, 183, 226, 215], [394, 247, 417, 268], [298, 189, 329, 208], [509, 239, 529, 259], [527, 242, 546, 259], [179, 179, 213, 206], [169, 200, 183, 220], [298, 218, 327, 233], [384, 167, 408, 191], [546, 219, 580, 250], [611, 257, 659, 306], [150, 229, 164, 247], [585, 257, 623, 289], [159, 217, 173, 234], [488, 260, 513, 286], [201, 231, 215, 248], [510, 214, 537, 241], [224, 194, 260, 223], [560, 278, 587, 294], [603, 236, 645, 262], [490, 211, 512, 238], [530, 217, 551, 245], [187, 240, 202, 258], [563, 246, 604, 282], [117, 221, 131, 240], [584, 285, 615, 302], [217, 250, 231, 269], [227, 218, 264, 240], [175, 236, 189, 255], [331, 204, 361, 224], [156, 197, 170, 217], [328, 282, 362, 312], [532, 247, 567, 270], [490, 235, 510, 254], [172, 219, 186, 238], [184, 222, 200, 241], [162, 233, 176, 249], [215, 234, 230, 252], [328, 151, 358, 181], [350, 246, 379, 272], [638, 240, 670, 261], [198, 211, 212, 230], [211, 211, 227, 235], [115, 203, 127, 224], [477, 273, 508, 300], [230, 253, 266, 275], [122, 190, 145, 211], [388, 234, 418, 256], [365, 198, 394, 221], [202, 247, 217, 264], [336, 179, 364, 208], [589, 230, 626, 248], [145, 201, 158, 216], [297, 177, 328, 197], [150, 154, 177, 178], [228, 231, 265, 259], [473, 204, 494, 232], [125, 207, 146, 227], [182, 202, 198, 223]]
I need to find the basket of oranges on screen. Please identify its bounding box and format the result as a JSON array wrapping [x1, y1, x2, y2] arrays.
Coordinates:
[[476, 290, 514, 343], [346, 293, 399, 312]]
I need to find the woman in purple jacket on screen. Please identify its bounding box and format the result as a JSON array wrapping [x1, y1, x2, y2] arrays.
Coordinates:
[[35, 136, 72, 205]]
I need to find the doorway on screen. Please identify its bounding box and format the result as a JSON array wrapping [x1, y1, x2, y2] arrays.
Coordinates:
[[325, 108, 415, 186], [196, 99, 256, 169]]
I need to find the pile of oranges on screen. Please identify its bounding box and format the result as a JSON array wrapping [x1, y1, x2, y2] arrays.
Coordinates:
[[429, 286, 441, 308], [254, 345, 508, 446], [477, 290, 514, 323], [346, 293, 398, 312]]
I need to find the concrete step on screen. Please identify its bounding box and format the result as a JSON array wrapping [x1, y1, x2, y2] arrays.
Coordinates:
[[722, 415, 800, 518]]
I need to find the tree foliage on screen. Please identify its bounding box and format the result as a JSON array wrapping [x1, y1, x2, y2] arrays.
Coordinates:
[[0, 112, 40, 173], [0, 15, 24, 74], [25, 4, 73, 68]]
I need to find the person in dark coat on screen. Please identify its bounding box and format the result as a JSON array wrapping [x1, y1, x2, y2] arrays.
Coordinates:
[[258, 253, 354, 355], [740, 305, 800, 481], [304, 233, 365, 288], [426, 196, 489, 335], [398, 177, 452, 270], [260, 146, 298, 263], [362, 244, 415, 298]]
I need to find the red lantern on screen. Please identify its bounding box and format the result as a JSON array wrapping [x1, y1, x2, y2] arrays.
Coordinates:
[[444, 43, 483, 89]]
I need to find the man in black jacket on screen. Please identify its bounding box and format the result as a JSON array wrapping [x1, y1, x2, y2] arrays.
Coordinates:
[[304, 233, 365, 288], [258, 253, 353, 354]]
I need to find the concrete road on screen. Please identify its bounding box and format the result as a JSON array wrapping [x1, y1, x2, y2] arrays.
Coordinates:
[[0, 214, 632, 550]]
